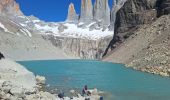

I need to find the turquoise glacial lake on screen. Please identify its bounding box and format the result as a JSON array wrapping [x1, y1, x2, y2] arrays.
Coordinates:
[[19, 60, 170, 100]]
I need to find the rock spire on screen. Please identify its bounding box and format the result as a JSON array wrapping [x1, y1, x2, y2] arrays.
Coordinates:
[[93, 0, 110, 26], [79, 0, 93, 22], [67, 3, 78, 23]]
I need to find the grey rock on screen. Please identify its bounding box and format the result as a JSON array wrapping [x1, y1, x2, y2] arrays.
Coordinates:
[[66, 3, 78, 23], [10, 86, 24, 97], [79, 0, 93, 23], [2, 81, 12, 94], [93, 0, 110, 26]]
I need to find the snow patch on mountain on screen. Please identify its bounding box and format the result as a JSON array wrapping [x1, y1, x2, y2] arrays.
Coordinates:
[[34, 22, 113, 40], [0, 22, 10, 33]]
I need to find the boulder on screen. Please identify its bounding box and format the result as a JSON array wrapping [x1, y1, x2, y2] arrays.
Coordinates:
[[10, 86, 24, 97], [35, 75, 46, 85], [0, 59, 36, 90]]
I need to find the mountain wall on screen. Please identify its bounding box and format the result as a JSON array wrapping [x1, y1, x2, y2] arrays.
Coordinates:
[[45, 35, 112, 59], [104, 0, 160, 54]]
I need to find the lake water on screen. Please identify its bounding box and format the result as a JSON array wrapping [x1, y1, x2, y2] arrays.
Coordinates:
[[19, 60, 170, 100]]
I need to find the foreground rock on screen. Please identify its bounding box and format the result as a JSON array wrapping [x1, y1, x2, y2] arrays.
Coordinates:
[[0, 59, 37, 100]]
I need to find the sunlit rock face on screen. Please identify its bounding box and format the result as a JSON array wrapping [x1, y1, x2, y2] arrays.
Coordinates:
[[0, 0, 23, 15], [79, 0, 93, 23], [93, 0, 110, 27], [66, 3, 78, 23]]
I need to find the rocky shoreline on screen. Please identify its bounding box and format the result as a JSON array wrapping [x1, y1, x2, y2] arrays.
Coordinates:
[[129, 66, 170, 77], [0, 57, 103, 100]]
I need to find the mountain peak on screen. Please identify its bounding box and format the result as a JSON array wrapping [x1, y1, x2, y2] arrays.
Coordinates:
[[66, 3, 78, 23], [0, 0, 22, 15]]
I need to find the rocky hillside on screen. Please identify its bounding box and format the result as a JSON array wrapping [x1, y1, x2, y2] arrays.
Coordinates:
[[104, 0, 170, 76], [0, 0, 68, 60]]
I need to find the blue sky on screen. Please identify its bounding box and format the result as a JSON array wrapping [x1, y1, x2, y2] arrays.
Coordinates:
[[16, 0, 113, 22]]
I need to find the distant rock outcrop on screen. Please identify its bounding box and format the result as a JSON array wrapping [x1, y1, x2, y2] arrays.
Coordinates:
[[0, 0, 23, 15], [93, 0, 110, 26], [66, 3, 78, 23], [79, 0, 93, 22]]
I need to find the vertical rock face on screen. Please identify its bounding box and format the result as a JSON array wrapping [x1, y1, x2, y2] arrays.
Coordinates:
[[157, 0, 170, 17], [66, 3, 78, 23], [0, 0, 22, 15], [110, 0, 126, 30], [93, 0, 110, 26], [104, 0, 158, 56], [47, 35, 112, 59], [80, 0, 93, 22], [114, 0, 157, 34]]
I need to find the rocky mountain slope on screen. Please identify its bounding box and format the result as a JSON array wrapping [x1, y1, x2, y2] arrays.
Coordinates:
[[104, 0, 170, 76], [0, 0, 129, 60], [0, 0, 68, 60]]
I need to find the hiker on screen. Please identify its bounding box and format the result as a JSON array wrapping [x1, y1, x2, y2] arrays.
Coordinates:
[[82, 85, 91, 96], [58, 92, 64, 99], [100, 96, 104, 100]]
